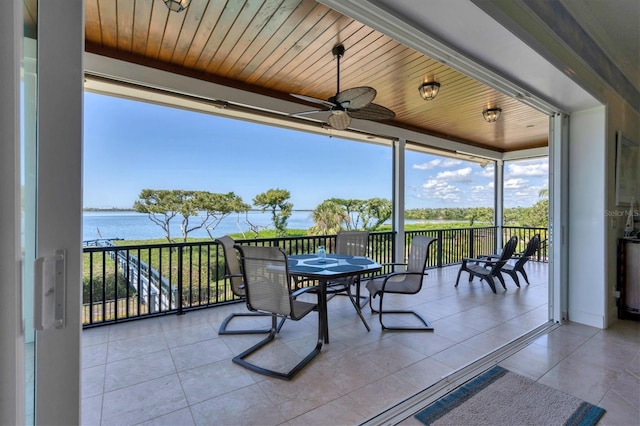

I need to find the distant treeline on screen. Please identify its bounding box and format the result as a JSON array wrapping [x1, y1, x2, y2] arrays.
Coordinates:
[[406, 203, 548, 228]]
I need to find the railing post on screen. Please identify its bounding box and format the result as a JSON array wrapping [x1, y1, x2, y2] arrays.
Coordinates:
[[177, 247, 184, 315], [437, 230, 443, 267], [469, 228, 475, 258]]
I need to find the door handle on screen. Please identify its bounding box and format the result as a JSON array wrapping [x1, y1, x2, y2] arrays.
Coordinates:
[[34, 249, 66, 330]]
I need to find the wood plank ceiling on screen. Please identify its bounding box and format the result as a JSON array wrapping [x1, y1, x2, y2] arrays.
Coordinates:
[[28, 0, 551, 152]]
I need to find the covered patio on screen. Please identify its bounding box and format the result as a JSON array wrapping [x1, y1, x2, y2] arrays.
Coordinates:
[[82, 262, 553, 424]]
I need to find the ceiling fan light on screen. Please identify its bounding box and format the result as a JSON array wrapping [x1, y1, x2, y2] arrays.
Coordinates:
[[482, 107, 502, 122], [163, 0, 191, 12], [328, 111, 352, 130], [418, 81, 440, 101]]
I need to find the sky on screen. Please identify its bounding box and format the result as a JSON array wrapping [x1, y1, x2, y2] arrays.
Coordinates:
[[83, 92, 548, 210]]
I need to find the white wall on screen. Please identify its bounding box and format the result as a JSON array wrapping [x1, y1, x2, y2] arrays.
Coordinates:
[[568, 107, 607, 327]]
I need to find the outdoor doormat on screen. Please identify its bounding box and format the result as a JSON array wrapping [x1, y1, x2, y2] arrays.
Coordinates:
[[414, 365, 605, 426]]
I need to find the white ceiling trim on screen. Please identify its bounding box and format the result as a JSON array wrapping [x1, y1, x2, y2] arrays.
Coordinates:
[[318, 0, 597, 115]]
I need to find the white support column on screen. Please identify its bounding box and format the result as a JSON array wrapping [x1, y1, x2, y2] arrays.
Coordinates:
[[549, 113, 569, 323], [494, 160, 504, 249], [0, 1, 24, 424], [393, 139, 406, 263], [35, 0, 84, 423]]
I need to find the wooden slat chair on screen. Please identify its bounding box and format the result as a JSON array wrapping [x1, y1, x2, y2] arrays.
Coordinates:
[[455, 236, 518, 293], [232, 245, 323, 381]]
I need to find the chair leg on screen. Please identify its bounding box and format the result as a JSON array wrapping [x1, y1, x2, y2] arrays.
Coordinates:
[[455, 268, 464, 287], [232, 314, 323, 381], [370, 292, 434, 331], [496, 273, 507, 290], [345, 282, 370, 332], [218, 311, 286, 335], [506, 270, 520, 287], [519, 268, 530, 285], [485, 276, 497, 293]]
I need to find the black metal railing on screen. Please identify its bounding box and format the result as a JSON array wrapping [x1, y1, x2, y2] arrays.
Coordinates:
[[82, 226, 548, 327]]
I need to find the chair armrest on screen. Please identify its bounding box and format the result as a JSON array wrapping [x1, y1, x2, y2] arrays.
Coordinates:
[[462, 257, 499, 265], [290, 285, 320, 299]]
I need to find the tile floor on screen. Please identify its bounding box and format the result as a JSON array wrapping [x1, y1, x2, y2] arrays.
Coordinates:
[[81, 262, 640, 425]]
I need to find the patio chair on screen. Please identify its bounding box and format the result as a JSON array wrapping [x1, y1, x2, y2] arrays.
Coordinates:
[[455, 236, 518, 293], [326, 230, 371, 329], [365, 235, 437, 331], [502, 234, 541, 287], [215, 236, 284, 335], [232, 245, 323, 381]]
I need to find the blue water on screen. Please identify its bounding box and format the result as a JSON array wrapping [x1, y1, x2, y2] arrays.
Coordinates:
[[83, 210, 316, 242]]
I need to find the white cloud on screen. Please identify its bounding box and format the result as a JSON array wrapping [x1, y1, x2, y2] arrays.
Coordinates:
[[504, 178, 528, 189], [436, 167, 472, 181], [507, 160, 548, 177], [413, 159, 441, 170], [416, 179, 463, 202], [412, 158, 463, 170]]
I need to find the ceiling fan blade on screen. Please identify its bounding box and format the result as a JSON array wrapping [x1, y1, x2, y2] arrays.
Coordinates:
[[347, 103, 396, 121], [335, 86, 376, 110], [328, 111, 352, 130], [290, 93, 336, 108], [289, 109, 327, 117]]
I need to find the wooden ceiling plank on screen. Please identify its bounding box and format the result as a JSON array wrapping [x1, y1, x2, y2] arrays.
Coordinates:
[[131, 0, 154, 55], [84, 0, 102, 46], [97, 0, 118, 48], [202, 0, 267, 74], [214, 0, 304, 79], [250, 10, 349, 88], [181, 0, 228, 67], [209, 0, 289, 76], [144, 0, 171, 59], [243, 3, 337, 84], [116, 0, 135, 52], [194, 1, 248, 71], [168, 0, 211, 65]]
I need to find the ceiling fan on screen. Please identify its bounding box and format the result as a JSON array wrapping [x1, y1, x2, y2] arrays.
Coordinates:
[[289, 44, 395, 130]]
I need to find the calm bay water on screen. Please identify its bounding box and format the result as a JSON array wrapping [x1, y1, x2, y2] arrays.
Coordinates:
[[83, 210, 315, 242]]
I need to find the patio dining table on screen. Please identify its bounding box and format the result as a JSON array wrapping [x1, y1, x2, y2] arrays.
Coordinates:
[[288, 253, 382, 343]]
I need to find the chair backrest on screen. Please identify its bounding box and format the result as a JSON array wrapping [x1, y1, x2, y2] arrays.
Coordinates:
[[515, 234, 540, 267], [399, 235, 436, 293], [490, 236, 518, 273], [235, 245, 293, 317], [215, 236, 245, 297], [408, 235, 437, 273], [335, 230, 369, 256]]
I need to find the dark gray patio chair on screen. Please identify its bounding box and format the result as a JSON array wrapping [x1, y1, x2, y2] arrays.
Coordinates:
[[365, 235, 437, 331], [498, 234, 541, 287], [215, 236, 284, 335], [455, 236, 518, 293], [232, 245, 323, 381]]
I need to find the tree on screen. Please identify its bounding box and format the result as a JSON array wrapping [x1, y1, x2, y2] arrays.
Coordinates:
[[253, 188, 293, 237], [133, 189, 183, 243], [133, 189, 250, 242], [311, 197, 392, 232], [200, 192, 251, 239], [309, 200, 348, 235]]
